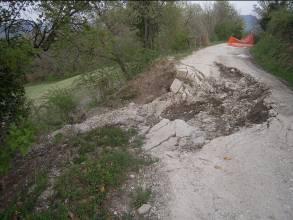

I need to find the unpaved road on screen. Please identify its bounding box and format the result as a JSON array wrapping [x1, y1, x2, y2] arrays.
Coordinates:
[[145, 44, 293, 220]]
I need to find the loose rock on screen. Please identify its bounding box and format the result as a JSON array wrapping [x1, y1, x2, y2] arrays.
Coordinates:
[[137, 204, 152, 215]]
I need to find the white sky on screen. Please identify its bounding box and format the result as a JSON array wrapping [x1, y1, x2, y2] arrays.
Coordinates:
[[230, 1, 258, 15], [193, 1, 258, 16]]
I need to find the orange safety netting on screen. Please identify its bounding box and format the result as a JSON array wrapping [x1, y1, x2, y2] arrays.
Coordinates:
[[227, 33, 254, 48]]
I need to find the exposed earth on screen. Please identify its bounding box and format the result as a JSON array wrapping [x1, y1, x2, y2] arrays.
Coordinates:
[[2, 44, 293, 219]]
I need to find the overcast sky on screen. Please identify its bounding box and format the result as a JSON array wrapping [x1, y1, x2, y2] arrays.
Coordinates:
[[230, 1, 258, 15], [193, 1, 258, 16]]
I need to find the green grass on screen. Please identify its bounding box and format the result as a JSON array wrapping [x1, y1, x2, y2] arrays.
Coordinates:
[[25, 75, 80, 104], [131, 187, 151, 209], [25, 66, 124, 105], [1, 126, 148, 219]]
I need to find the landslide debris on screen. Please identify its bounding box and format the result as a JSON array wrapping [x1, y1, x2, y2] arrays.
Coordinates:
[[162, 62, 272, 139]]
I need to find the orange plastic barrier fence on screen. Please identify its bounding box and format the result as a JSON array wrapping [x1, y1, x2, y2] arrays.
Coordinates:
[[227, 34, 254, 48]]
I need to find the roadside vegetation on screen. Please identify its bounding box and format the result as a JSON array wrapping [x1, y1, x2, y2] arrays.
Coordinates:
[[0, 0, 244, 217], [1, 126, 150, 219], [252, 1, 293, 87]]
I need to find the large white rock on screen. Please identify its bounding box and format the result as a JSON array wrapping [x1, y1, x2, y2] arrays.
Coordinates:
[[174, 119, 195, 137], [170, 79, 183, 93]]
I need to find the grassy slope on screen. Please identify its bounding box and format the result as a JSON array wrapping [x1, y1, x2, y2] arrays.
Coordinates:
[[25, 75, 80, 102], [25, 52, 182, 103]]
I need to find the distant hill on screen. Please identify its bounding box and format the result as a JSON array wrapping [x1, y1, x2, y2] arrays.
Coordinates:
[[241, 15, 259, 33]]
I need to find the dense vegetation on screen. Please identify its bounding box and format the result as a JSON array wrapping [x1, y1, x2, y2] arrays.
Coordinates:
[[252, 1, 293, 86]]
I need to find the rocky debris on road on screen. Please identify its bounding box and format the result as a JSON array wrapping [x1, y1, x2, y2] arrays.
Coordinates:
[[160, 62, 273, 140], [137, 204, 152, 215], [144, 119, 205, 151]]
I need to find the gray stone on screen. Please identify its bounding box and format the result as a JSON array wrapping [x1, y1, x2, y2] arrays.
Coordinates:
[[145, 120, 175, 151], [174, 119, 195, 137], [149, 118, 170, 134], [170, 79, 183, 93], [137, 204, 152, 215], [191, 136, 205, 147]]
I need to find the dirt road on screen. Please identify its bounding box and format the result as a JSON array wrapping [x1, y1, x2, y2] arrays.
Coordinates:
[[46, 43, 293, 219], [144, 44, 293, 220]]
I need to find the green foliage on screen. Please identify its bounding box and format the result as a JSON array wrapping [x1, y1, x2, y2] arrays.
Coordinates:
[[128, 48, 160, 75], [252, 6, 293, 87], [213, 1, 243, 41], [0, 117, 36, 175], [1, 126, 148, 219], [267, 9, 293, 42], [0, 171, 48, 220], [6, 118, 36, 155], [0, 39, 34, 134], [131, 187, 152, 209], [252, 34, 293, 86], [53, 149, 135, 219], [38, 88, 78, 128], [78, 67, 125, 101], [254, 1, 292, 30], [0, 39, 35, 175], [37, 127, 144, 219], [215, 20, 243, 40], [154, 2, 190, 52]]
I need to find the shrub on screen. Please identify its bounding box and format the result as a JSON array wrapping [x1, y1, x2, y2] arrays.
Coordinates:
[[252, 33, 293, 86], [128, 48, 160, 76], [38, 88, 78, 129], [78, 67, 125, 104], [0, 117, 36, 175], [0, 39, 33, 148]]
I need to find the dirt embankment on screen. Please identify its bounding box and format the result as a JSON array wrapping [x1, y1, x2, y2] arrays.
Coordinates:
[[118, 59, 177, 104]]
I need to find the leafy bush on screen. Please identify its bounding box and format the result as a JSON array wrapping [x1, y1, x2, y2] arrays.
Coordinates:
[[214, 20, 243, 41], [0, 40, 34, 146], [0, 39, 35, 175], [252, 34, 293, 86], [78, 67, 124, 102], [37, 88, 78, 129], [0, 117, 36, 175], [267, 9, 293, 42], [128, 48, 160, 76], [252, 6, 293, 86]]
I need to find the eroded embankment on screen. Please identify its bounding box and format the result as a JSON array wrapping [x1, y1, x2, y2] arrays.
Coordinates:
[[0, 58, 275, 219]]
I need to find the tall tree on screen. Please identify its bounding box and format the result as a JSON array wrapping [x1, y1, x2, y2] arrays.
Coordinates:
[[254, 0, 292, 30], [127, 1, 164, 48]]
